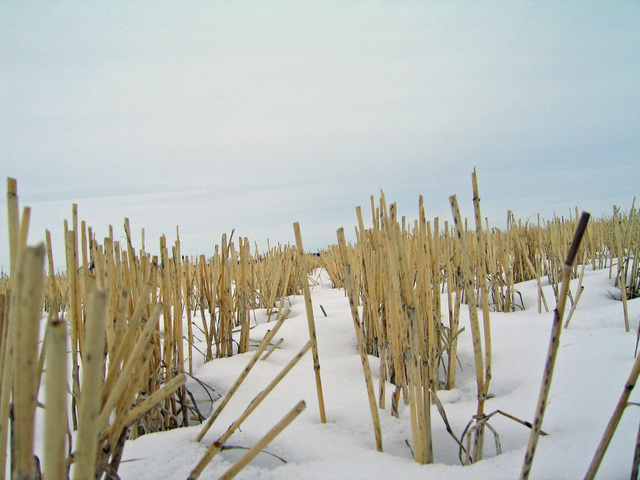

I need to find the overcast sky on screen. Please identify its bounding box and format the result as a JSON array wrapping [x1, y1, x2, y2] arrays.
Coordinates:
[[1, 1, 639, 271]]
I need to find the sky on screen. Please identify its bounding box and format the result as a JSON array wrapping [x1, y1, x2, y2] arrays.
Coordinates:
[[1, 1, 639, 271]]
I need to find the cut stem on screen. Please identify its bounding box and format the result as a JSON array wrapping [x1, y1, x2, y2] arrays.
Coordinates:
[[520, 212, 590, 480], [216, 400, 306, 480]]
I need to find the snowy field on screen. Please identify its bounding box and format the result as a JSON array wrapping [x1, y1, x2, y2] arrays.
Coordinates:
[[116, 266, 640, 480]]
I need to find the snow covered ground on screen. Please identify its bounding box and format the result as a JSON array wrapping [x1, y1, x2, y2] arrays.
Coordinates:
[[119, 267, 640, 480]]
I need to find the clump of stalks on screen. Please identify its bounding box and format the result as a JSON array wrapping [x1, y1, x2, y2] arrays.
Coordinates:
[[188, 223, 326, 479], [0, 178, 308, 479], [1, 174, 638, 475], [1, 179, 188, 479], [318, 171, 607, 466], [326, 188, 457, 464], [609, 200, 639, 331], [449, 169, 493, 464]]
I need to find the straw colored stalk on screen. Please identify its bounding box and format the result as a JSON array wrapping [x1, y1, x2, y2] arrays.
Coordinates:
[[360, 207, 389, 391], [109, 288, 130, 365], [430, 216, 444, 388], [98, 304, 163, 434], [563, 254, 587, 328], [17, 207, 31, 256], [123, 218, 143, 303], [337, 227, 383, 452], [485, 227, 502, 312], [613, 208, 630, 331], [64, 227, 82, 430], [196, 309, 290, 442], [189, 341, 312, 479], [633, 420, 640, 480], [398, 225, 434, 464], [264, 245, 286, 319], [43, 316, 68, 480], [404, 256, 432, 462], [355, 206, 386, 407], [182, 255, 195, 374], [218, 233, 234, 358], [449, 195, 487, 463], [318, 246, 345, 290], [518, 236, 549, 314], [583, 338, 640, 480], [471, 171, 494, 458], [504, 212, 516, 311], [430, 213, 443, 337], [98, 340, 157, 475], [0, 298, 14, 480], [101, 236, 119, 358], [236, 238, 251, 354], [102, 281, 154, 398], [0, 293, 7, 378], [0, 239, 18, 480], [202, 253, 220, 358], [7, 178, 19, 274], [12, 244, 46, 480], [355, 206, 381, 355], [261, 338, 284, 361], [444, 221, 463, 390], [65, 218, 84, 358], [377, 196, 432, 463], [269, 246, 296, 326], [44, 230, 59, 316], [158, 236, 175, 428], [519, 212, 590, 480], [104, 373, 186, 440], [379, 198, 409, 418], [74, 288, 107, 480], [217, 400, 306, 480], [472, 170, 492, 393], [293, 222, 327, 424], [195, 255, 214, 360], [171, 243, 189, 427]]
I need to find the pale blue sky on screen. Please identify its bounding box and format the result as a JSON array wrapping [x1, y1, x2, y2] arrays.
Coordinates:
[[1, 1, 639, 270]]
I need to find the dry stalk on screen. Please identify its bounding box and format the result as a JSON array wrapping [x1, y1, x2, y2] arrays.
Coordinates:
[[444, 221, 463, 390], [520, 212, 590, 480], [12, 245, 46, 480], [472, 170, 493, 453], [97, 304, 163, 433], [449, 194, 488, 464], [43, 316, 69, 480], [7, 178, 19, 273], [633, 420, 640, 480], [337, 227, 383, 452], [563, 254, 587, 328], [0, 178, 21, 478], [0, 292, 14, 479], [189, 341, 312, 479], [584, 339, 640, 480], [64, 227, 81, 431], [356, 205, 387, 405], [120, 374, 186, 432], [196, 309, 290, 442], [614, 207, 631, 332], [261, 338, 284, 361], [216, 400, 306, 480], [74, 288, 107, 480], [293, 222, 327, 424], [379, 196, 433, 464]]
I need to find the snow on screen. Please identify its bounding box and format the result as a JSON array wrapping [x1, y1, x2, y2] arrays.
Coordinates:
[[116, 267, 640, 480]]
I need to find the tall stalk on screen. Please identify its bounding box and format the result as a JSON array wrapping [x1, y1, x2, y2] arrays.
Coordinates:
[[520, 212, 590, 480]]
